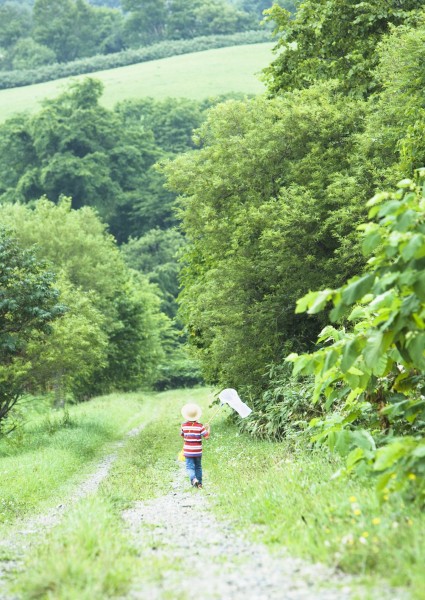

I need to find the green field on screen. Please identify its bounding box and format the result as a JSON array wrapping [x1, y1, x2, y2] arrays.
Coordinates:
[[0, 43, 273, 122]]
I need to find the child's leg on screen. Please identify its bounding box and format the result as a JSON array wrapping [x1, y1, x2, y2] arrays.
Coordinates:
[[185, 457, 197, 484], [194, 457, 202, 484]]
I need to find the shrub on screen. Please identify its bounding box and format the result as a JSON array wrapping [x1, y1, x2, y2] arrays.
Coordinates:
[[239, 363, 319, 441]]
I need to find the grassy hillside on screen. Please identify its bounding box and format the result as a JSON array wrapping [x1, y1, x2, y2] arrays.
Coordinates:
[[0, 43, 273, 123]]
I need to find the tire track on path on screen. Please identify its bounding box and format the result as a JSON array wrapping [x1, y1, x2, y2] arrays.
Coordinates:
[[122, 463, 357, 600], [0, 421, 147, 600]]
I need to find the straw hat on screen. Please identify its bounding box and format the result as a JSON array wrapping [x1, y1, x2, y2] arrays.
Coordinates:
[[181, 403, 202, 421]]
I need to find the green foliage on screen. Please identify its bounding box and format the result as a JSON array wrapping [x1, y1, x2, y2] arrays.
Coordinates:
[[0, 31, 271, 90], [0, 81, 239, 244], [207, 417, 425, 594], [0, 392, 150, 522], [288, 174, 425, 501], [96, 272, 169, 394], [116, 96, 206, 154], [122, 0, 255, 47], [8, 37, 56, 70], [26, 275, 108, 404], [153, 344, 203, 391], [0, 199, 169, 397], [122, 0, 167, 46], [0, 3, 32, 51], [0, 78, 162, 242], [0, 229, 65, 429], [122, 228, 186, 318], [357, 19, 425, 184], [163, 86, 367, 393], [167, 0, 255, 40], [239, 363, 318, 440], [263, 0, 423, 97], [33, 0, 123, 63]]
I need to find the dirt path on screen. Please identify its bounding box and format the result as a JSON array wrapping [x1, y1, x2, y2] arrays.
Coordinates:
[[1, 424, 409, 600], [121, 463, 355, 600], [0, 423, 146, 600]]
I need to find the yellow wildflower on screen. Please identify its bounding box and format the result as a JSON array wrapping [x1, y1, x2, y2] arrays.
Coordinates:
[[408, 473, 416, 481], [353, 508, 361, 516], [372, 518, 381, 525], [349, 496, 357, 503]]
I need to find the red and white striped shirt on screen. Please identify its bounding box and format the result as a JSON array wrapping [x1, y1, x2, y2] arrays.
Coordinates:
[[180, 421, 209, 457]]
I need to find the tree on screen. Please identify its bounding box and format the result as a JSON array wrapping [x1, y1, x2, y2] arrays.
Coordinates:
[[122, 0, 167, 46], [97, 272, 168, 392], [288, 173, 425, 500], [26, 275, 108, 405], [33, 0, 79, 62], [122, 228, 185, 318], [0, 3, 32, 52], [0, 198, 170, 394], [0, 78, 160, 242], [9, 38, 56, 70], [0, 229, 65, 429], [167, 0, 254, 39], [163, 88, 367, 392], [33, 0, 124, 62], [263, 0, 423, 98], [357, 20, 425, 185]]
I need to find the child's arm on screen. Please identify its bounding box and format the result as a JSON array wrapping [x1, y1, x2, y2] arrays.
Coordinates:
[[203, 423, 211, 439]]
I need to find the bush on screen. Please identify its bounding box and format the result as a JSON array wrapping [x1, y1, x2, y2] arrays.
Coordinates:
[[0, 31, 271, 90], [154, 353, 203, 391], [239, 363, 319, 441]]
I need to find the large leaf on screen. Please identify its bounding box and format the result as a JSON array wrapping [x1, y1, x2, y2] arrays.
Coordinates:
[[362, 330, 384, 369], [413, 270, 425, 301], [362, 228, 382, 255], [340, 338, 361, 372], [401, 233, 425, 261], [307, 289, 333, 315], [341, 273, 375, 305], [373, 441, 407, 471], [406, 332, 425, 369]]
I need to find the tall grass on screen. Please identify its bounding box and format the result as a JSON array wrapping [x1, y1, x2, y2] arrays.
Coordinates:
[[11, 388, 208, 600], [5, 388, 422, 598], [15, 497, 137, 600], [101, 387, 209, 507], [205, 418, 424, 598], [0, 393, 151, 524]]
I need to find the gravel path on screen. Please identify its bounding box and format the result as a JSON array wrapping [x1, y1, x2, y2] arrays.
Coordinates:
[[122, 463, 355, 600], [0, 422, 146, 600], [0, 425, 410, 600]]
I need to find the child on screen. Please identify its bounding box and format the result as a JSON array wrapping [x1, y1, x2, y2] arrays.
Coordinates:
[[180, 402, 210, 489]]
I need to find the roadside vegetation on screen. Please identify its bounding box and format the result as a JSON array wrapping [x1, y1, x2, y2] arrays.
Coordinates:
[[3, 390, 423, 599], [0, 393, 151, 525]]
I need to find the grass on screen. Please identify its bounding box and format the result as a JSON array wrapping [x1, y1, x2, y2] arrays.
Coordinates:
[[204, 417, 424, 599], [0, 43, 273, 123], [15, 496, 138, 600], [101, 387, 209, 508], [0, 392, 152, 524], [4, 388, 424, 598], [10, 388, 208, 600]]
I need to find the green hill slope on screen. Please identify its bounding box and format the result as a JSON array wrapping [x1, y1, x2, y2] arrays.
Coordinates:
[[0, 43, 273, 123]]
